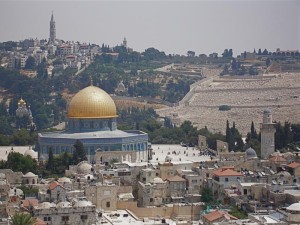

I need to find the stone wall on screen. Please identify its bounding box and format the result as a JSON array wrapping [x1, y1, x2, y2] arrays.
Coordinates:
[[95, 151, 137, 164], [117, 201, 203, 220]]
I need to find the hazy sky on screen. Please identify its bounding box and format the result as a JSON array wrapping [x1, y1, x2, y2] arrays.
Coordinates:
[[0, 0, 299, 55]]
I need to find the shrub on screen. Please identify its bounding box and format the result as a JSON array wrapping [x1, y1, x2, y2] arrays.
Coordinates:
[[219, 105, 231, 111]]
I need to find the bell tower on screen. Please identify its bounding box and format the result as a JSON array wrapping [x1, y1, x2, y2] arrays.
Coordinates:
[[260, 109, 276, 159], [49, 11, 56, 44]]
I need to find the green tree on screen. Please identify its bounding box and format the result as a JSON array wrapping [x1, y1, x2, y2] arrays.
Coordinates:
[[25, 56, 36, 70], [73, 140, 87, 164], [201, 187, 215, 204], [250, 121, 258, 139], [36, 58, 48, 79], [258, 48, 262, 55], [262, 49, 268, 55], [266, 58, 271, 67], [5, 152, 38, 174], [46, 148, 54, 171], [11, 212, 36, 225]]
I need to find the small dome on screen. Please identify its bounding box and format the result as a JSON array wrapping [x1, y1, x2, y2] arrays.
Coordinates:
[[74, 200, 92, 207], [246, 147, 257, 159], [57, 201, 71, 208], [23, 172, 37, 178], [9, 188, 23, 197], [24, 148, 37, 159], [58, 177, 71, 183], [287, 202, 300, 212], [153, 177, 164, 184], [68, 85, 117, 119], [77, 161, 92, 174]]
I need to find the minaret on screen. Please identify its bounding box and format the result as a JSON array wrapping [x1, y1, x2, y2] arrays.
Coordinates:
[[49, 11, 56, 44], [260, 109, 276, 159]]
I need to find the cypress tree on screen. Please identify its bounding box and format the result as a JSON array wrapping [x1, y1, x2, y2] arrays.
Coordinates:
[[73, 140, 87, 164], [46, 148, 54, 171]]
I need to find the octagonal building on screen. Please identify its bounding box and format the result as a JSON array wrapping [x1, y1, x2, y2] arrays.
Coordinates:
[[38, 84, 149, 163]]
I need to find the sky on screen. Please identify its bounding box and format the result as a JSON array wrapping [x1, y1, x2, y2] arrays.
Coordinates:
[[0, 0, 299, 56]]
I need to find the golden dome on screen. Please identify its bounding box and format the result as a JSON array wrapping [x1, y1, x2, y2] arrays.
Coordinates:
[[68, 85, 117, 119], [18, 98, 26, 106]]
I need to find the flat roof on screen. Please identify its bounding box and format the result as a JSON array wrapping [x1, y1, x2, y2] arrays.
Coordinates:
[[150, 144, 211, 164], [101, 210, 177, 225], [238, 182, 263, 187]]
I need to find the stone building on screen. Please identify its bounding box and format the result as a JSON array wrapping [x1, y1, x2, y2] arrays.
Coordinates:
[[140, 167, 159, 184], [138, 177, 167, 207], [260, 109, 276, 159], [286, 202, 300, 223], [198, 135, 207, 150], [41, 181, 67, 203], [212, 167, 244, 201], [33, 200, 96, 225], [85, 183, 118, 211], [165, 175, 187, 203]]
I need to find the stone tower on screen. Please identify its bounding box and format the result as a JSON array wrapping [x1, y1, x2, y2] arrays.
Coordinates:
[[49, 12, 56, 44], [260, 109, 276, 159]]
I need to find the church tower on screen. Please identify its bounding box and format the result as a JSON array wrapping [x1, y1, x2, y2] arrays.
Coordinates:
[[49, 12, 56, 44], [260, 109, 276, 159]]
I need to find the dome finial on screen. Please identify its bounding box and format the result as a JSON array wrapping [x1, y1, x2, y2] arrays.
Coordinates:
[[90, 76, 93, 86]]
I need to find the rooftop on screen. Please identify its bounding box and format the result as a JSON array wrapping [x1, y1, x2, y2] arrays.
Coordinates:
[[150, 144, 211, 164]]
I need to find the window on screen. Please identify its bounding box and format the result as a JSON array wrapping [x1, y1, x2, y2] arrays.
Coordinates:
[[81, 215, 88, 220], [225, 178, 229, 182], [62, 216, 69, 222], [150, 198, 153, 202], [106, 201, 110, 208]]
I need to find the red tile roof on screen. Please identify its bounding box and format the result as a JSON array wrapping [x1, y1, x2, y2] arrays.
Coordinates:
[[49, 181, 65, 190], [213, 168, 243, 177], [203, 210, 237, 222], [287, 162, 300, 169], [21, 199, 38, 208], [269, 156, 287, 163]]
